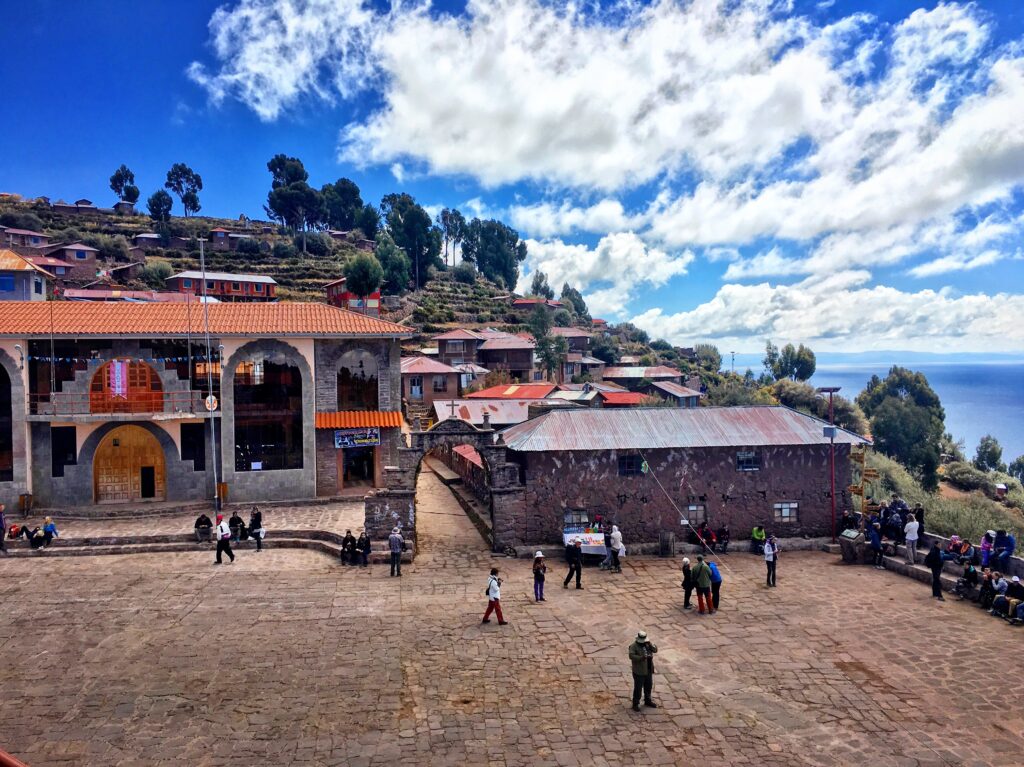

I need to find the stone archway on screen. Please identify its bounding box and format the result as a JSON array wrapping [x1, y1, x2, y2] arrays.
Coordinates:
[[363, 416, 526, 551]]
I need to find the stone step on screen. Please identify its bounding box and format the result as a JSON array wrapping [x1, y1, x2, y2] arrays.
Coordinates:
[[880, 554, 960, 591]]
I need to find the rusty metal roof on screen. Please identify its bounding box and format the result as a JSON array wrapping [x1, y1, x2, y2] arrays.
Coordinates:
[[602, 365, 682, 379], [433, 398, 580, 426], [400, 356, 460, 375], [649, 381, 703, 398], [466, 383, 555, 399], [500, 406, 870, 452]]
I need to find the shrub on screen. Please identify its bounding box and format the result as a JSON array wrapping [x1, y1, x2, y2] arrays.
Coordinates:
[[235, 237, 261, 255], [453, 262, 477, 284], [273, 241, 298, 259], [943, 461, 993, 493], [140, 261, 173, 288]]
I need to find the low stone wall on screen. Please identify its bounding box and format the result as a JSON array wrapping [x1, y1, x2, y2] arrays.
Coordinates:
[[512, 535, 831, 560], [920, 532, 1023, 579]]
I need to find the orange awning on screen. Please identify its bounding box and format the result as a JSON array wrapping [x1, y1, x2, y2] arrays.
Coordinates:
[[315, 411, 404, 429]]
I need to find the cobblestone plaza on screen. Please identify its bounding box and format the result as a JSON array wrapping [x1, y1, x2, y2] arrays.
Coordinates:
[[1, 470, 1022, 766]]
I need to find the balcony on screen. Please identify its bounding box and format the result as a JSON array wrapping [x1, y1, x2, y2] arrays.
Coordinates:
[[28, 390, 217, 420]]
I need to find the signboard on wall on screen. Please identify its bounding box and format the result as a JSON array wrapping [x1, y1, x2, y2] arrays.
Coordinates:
[[334, 427, 381, 449]]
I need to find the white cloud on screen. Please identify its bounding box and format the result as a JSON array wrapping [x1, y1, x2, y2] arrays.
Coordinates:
[[631, 275, 1024, 353], [509, 199, 644, 238], [722, 247, 805, 280], [907, 250, 1003, 278], [520, 232, 693, 318]]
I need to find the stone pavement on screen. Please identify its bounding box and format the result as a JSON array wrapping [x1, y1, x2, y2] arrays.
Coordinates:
[[1, 468, 1023, 766]]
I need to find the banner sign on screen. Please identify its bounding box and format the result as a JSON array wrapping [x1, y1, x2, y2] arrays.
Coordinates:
[[109, 359, 128, 399], [334, 427, 380, 449]]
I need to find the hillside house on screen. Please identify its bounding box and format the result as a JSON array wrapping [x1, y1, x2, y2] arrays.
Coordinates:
[[434, 329, 484, 367], [208, 227, 231, 251], [133, 233, 162, 248], [511, 297, 563, 316], [400, 357, 460, 411], [2, 228, 50, 249], [0, 301, 411, 508], [166, 271, 277, 302], [0, 250, 50, 301], [24, 255, 73, 282], [477, 331, 537, 381], [641, 380, 703, 408], [601, 365, 683, 391], [52, 243, 100, 282], [325, 277, 381, 316]]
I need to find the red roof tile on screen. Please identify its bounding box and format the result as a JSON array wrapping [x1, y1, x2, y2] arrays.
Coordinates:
[[315, 411, 404, 429], [0, 301, 414, 338], [599, 391, 646, 406], [452, 444, 484, 467], [602, 365, 682, 379]]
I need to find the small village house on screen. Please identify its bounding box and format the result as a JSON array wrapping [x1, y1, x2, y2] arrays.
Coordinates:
[[166, 271, 277, 302], [325, 276, 381, 316], [0, 250, 51, 301], [400, 357, 461, 413]]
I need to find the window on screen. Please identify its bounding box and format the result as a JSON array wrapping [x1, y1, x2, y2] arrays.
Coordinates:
[[30, 236, 39, 244], [231, 282, 241, 291], [254, 283, 263, 293], [182, 279, 192, 288], [234, 357, 303, 472], [206, 280, 215, 290], [563, 508, 589, 530], [75, 250, 87, 260], [180, 422, 206, 471], [0, 276, 14, 292], [447, 340, 465, 353], [33, 279, 42, 295], [736, 450, 760, 472], [683, 504, 707, 525], [337, 350, 378, 411], [89, 359, 163, 413], [432, 375, 448, 392], [774, 502, 799, 523], [56, 267, 66, 275], [618, 455, 643, 476], [50, 426, 76, 478]]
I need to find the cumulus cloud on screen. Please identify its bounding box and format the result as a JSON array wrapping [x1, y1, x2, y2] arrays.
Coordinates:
[[520, 233, 693, 318], [631, 276, 1024, 353]]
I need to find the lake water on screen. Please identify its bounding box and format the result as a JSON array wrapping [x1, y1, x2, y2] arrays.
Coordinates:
[[809, 363, 1024, 463]]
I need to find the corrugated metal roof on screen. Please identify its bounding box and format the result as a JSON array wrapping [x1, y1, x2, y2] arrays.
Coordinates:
[[433, 328, 483, 341], [454, 362, 489, 374], [60, 242, 99, 252], [500, 406, 870, 452], [400, 356, 460, 374], [602, 365, 682, 379], [599, 391, 646, 406], [452, 444, 484, 467], [466, 383, 555, 399], [0, 249, 51, 275], [650, 381, 703, 398], [433, 398, 580, 426], [170, 271, 277, 284], [479, 336, 535, 350], [549, 326, 592, 338], [315, 411, 404, 429]]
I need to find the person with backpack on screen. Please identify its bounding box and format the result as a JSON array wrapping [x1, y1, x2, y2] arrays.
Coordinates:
[[533, 551, 546, 602], [692, 555, 714, 614], [709, 560, 723, 610], [214, 514, 235, 565], [482, 567, 508, 625], [388, 527, 404, 577], [680, 557, 694, 610]]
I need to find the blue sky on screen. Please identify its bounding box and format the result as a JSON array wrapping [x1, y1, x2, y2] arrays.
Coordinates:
[[2, 0, 1024, 353]]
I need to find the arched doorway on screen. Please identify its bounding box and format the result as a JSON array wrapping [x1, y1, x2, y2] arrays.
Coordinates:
[[0, 364, 12, 482], [93, 425, 167, 503], [90, 359, 163, 414]]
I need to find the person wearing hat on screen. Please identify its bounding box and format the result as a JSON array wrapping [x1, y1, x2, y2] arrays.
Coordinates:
[[627, 631, 658, 711], [980, 531, 995, 568], [564, 538, 584, 590], [692, 554, 713, 614], [533, 551, 547, 602], [482, 567, 509, 626], [680, 557, 694, 610], [214, 514, 235, 565], [388, 527, 405, 577], [765, 534, 781, 584], [991, 574, 1024, 618]]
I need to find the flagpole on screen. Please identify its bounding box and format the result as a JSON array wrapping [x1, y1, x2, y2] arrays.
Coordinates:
[[48, 296, 56, 396], [186, 290, 193, 390], [199, 238, 221, 510]]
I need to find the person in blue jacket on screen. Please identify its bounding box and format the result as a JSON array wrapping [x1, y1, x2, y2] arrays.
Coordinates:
[[708, 560, 724, 610], [868, 523, 884, 569], [994, 530, 1016, 571]]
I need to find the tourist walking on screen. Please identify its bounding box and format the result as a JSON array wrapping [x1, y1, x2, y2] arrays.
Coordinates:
[[903, 513, 919, 565], [924, 540, 945, 601], [533, 551, 546, 602], [709, 560, 723, 610], [693, 555, 713, 614], [765, 535, 779, 586], [482, 567, 508, 625], [357, 531, 371, 567], [214, 514, 235, 565], [388, 527, 404, 577], [248, 507, 264, 552], [609, 525, 623, 573], [867, 523, 883, 569], [680, 557, 694, 610], [628, 631, 658, 711], [564, 538, 583, 589]]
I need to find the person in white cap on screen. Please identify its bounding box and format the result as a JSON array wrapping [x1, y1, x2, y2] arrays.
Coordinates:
[[681, 557, 694, 610], [564, 538, 584, 590], [533, 551, 547, 602], [388, 527, 405, 577], [627, 631, 658, 711], [482, 567, 509, 626]]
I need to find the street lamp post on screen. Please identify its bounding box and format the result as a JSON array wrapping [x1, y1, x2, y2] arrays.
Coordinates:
[[817, 386, 841, 544]]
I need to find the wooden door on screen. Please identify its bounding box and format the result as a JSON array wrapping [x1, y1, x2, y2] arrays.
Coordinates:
[[94, 425, 166, 503]]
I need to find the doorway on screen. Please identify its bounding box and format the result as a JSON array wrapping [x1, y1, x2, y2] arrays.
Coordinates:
[[93, 425, 167, 503], [339, 445, 376, 491], [409, 375, 423, 400]]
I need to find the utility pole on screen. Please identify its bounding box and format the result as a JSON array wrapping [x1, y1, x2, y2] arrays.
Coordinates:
[[199, 238, 221, 510], [730, 351, 735, 375]]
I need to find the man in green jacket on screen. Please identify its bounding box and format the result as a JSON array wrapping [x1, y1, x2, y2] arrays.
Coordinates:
[[692, 554, 714, 614], [627, 631, 658, 711]]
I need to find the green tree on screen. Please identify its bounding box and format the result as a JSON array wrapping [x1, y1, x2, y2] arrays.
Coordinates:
[[764, 340, 816, 381], [529, 305, 566, 381], [973, 435, 1007, 473], [552, 307, 573, 326], [146, 190, 173, 222], [375, 232, 411, 294], [343, 252, 384, 310], [1009, 455, 1024, 482], [694, 343, 722, 372], [109, 164, 139, 202], [770, 379, 867, 434], [940, 432, 966, 462], [266, 154, 308, 189], [353, 204, 380, 239], [380, 193, 441, 288], [529, 270, 555, 299], [560, 283, 590, 321], [437, 208, 466, 266], [762, 340, 780, 379], [164, 163, 203, 217], [590, 333, 619, 364], [321, 178, 363, 230], [460, 218, 528, 289], [452, 262, 477, 284]]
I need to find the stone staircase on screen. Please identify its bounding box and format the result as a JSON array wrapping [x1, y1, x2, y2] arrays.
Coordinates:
[[4, 530, 416, 563]]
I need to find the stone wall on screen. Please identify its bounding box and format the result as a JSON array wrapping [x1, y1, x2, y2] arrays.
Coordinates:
[[0, 348, 29, 510], [515, 444, 854, 546]]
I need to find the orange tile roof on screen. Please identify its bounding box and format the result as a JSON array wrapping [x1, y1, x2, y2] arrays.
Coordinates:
[[315, 411, 404, 429], [0, 301, 414, 338]]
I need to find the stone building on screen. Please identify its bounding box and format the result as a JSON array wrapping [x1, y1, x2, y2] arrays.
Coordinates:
[[0, 301, 410, 510], [497, 406, 867, 547]]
